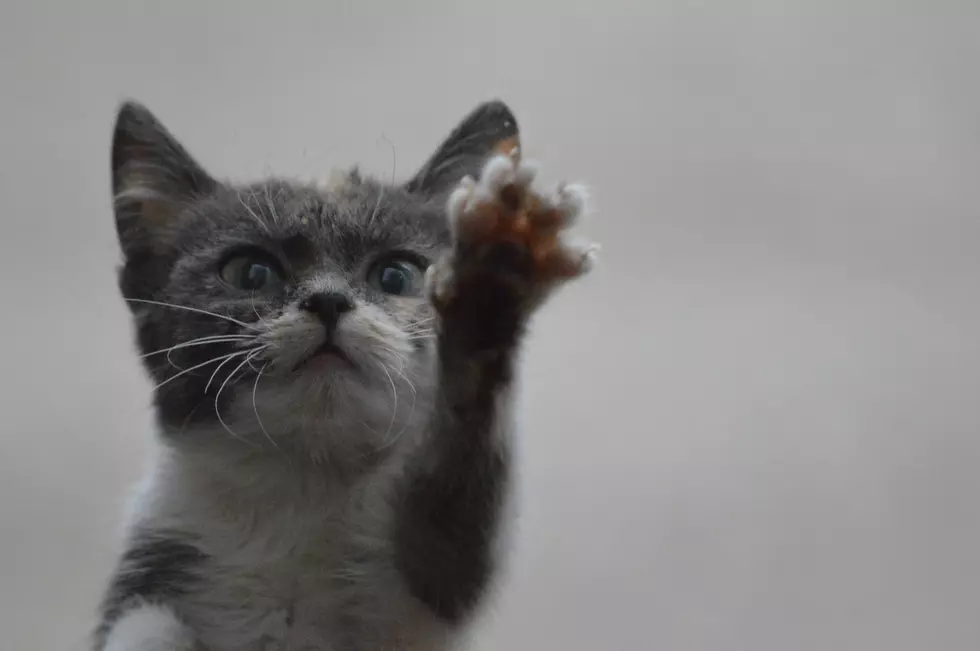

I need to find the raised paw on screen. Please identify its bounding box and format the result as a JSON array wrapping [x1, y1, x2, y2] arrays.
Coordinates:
[[427, 151, 598, 347]]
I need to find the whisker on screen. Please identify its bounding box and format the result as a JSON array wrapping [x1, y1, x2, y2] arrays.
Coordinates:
[[387, 364, 418, 449], [125, 298, 258, 330], [382, 132, 397, 184], [264, 184, 282, 225], [368, 132, 397, 227], [252, 362, 278, 449], [376, 361, 399, 446], [214, 347, 268, 447], [238, 193, 266, 229], [391, 364, 416, 397], [166, 337, 256, 372], [205, 348, 256, 394], [152, 350, 251, 391], [368, 184, 385, 228], [403, 317, 436, 334], [140, 335, 254, 359], [249, 291, 265, 323]]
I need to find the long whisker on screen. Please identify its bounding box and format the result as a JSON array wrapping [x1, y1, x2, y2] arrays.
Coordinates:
[[368, 183, 385, 228], [405, 316, 435, 327], [125, 298, 258, 330], [252, 362, 278, 449], [140, 335, 254, 359], [166, 337, 256, 372], [376, 361, 399, 446], [246, 355, 264, 373], [382, 132, 397, 186], [238, 193, 266, 229], [368, 133, 397, 227], [214, 347, 268, 447], [152, 350, 250, 391], [205, 348, 255, 394], [387, 364, 418, 449], [390, 363, 416, 396], [264, 184, 282, 225], [403, 317, 436, 335], [249, 291, 265, 323]]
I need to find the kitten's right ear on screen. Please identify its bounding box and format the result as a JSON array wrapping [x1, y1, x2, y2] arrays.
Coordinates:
[[405, 100, 520, 196], [111, 101, 217, 257]]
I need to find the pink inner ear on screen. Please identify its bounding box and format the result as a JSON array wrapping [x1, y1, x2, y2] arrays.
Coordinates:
[[492, 135, 521, 159]]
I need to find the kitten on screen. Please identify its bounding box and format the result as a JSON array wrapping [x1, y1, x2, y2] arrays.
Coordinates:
[[96, 99, 597, 651]]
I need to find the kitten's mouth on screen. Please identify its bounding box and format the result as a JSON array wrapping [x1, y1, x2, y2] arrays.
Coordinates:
[[294, 342, 354, 372]]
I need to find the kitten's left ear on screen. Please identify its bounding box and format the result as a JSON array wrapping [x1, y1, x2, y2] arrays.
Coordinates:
[[111, 101, 217, 256], [405, 100, 520, 196]]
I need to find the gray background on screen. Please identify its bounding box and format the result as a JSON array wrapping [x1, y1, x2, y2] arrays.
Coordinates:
[[2, 2, 979, 650]]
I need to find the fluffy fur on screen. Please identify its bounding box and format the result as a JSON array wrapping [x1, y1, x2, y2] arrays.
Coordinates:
[[95, 100, 595, 651]]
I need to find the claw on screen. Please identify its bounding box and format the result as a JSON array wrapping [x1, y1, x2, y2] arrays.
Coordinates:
[[436, 151, 598, 312]]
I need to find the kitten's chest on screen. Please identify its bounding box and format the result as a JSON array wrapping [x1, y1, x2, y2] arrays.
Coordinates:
[[149, 455, 447, 650], [183, 522, 441, 651], [190, 535, 350, 651]]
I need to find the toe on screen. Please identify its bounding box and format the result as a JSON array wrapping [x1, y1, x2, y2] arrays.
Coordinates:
[[514, 160, 539, 188], [480, 155, 517, 193], [553, 183, 588, 227]]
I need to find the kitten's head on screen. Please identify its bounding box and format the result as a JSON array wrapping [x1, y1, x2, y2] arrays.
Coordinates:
[[111, 100, 519, 462]]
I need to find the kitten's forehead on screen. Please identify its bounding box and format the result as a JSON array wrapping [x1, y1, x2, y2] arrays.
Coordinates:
[[194, 178, 450, 262]]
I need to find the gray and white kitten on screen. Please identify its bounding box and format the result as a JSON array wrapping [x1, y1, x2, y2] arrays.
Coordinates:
[[96, 100, 596, 651]]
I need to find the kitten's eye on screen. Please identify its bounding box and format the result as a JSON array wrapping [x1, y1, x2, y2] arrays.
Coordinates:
[[369, 258, 425, 297], [220, 255, 284, 292]]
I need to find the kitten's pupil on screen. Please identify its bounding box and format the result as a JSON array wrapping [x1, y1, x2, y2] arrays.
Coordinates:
[[241, 262, 271, 291], [220, 255, 280, 292], [368, 258, 424, 296], [380, 263, 412, 295]]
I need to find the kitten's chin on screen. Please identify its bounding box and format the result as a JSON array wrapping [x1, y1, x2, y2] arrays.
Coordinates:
[[292, 342, 356, 373], [223, 369, 419, 459], [223, 333, 433, 455]]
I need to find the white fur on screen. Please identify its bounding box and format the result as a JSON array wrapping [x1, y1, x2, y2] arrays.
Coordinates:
[[448, 154, 594, 254], [103, 155, 596, 651], [115, 441, 458, 651], [103, 604, 195, 651], [478, 154, 518, 193], [433, 155, 598, 309], [225, 294, 436, 464], [104, 297, 447, 649], [550, 182, 588, 225]]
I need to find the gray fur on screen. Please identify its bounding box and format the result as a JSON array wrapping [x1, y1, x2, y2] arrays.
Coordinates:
[[97, 100, 531, 651]]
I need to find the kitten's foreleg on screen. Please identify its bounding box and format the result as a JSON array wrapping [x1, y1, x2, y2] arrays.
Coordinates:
[[392, 151, 595, 624]]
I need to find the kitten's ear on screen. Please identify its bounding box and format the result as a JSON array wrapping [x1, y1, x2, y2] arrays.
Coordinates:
[[405, 100, 520, 196], [111, 101, 217, 257]]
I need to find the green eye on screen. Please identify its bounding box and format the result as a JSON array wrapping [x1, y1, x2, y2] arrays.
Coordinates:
[[370, 258, 425, 296], [220, 255, 283, 292]]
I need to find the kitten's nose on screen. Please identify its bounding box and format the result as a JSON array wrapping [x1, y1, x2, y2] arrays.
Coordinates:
[[300, 292, 354, 331]]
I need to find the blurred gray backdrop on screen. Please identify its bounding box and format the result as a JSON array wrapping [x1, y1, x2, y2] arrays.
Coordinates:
[[2, 2, 979, 650]]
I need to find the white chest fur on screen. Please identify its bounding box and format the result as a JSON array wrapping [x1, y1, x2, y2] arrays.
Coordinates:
[[124, 445, 452, 651]]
